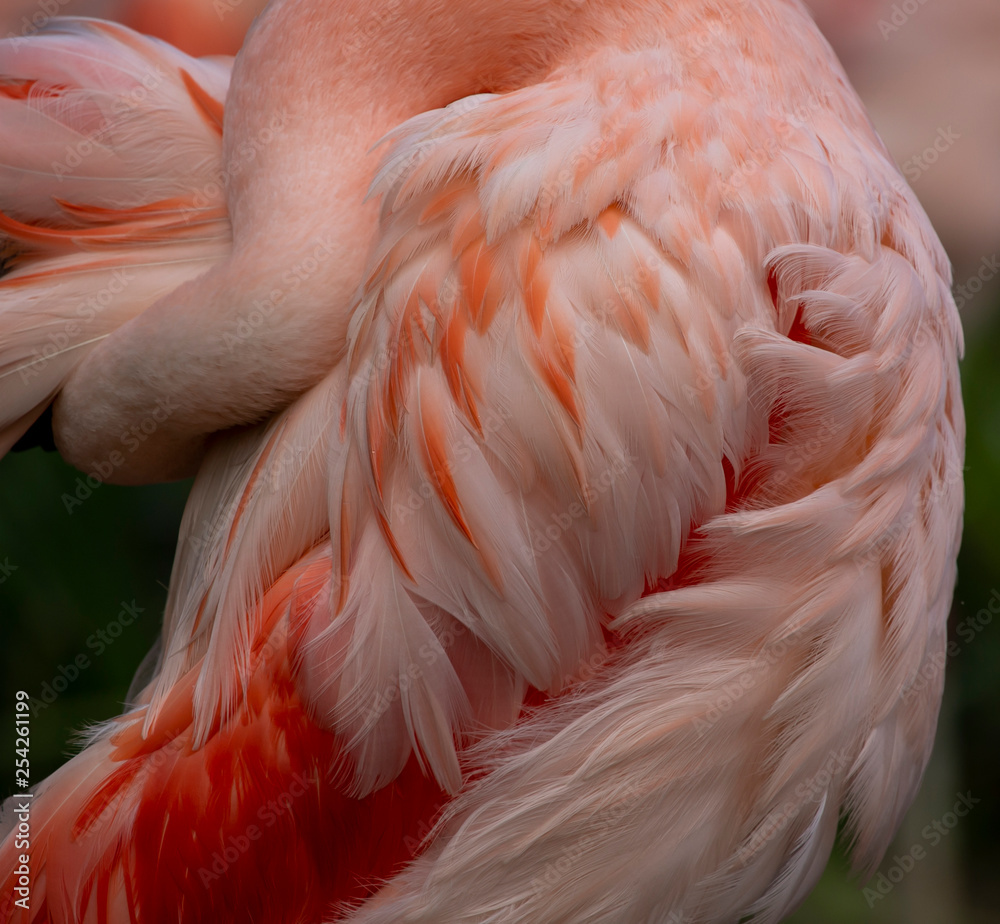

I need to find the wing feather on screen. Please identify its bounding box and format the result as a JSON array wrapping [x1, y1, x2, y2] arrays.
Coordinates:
[[0, 20, 232, 454], [113, 41, 961, 921]]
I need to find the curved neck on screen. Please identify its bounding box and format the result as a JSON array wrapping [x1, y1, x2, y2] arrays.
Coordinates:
[[51, 0, 836, 484], [221, 0, 665, 231], [238, 0, 599, 105], [210, 0, 671, 374]]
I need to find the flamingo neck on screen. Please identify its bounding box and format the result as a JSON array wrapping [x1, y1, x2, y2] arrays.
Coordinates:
[[209, 0, 667, 376]]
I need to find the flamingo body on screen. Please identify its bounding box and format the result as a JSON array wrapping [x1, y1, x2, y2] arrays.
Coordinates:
[[119, 0, 267, 57], [0, 2, 963, 922]]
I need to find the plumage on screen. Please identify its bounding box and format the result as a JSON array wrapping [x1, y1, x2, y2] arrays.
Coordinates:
[[0, 1, 963, 922], [0, 19, 231, 463]]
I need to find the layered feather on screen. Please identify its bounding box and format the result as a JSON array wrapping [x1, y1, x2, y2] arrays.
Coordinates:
[[0, 3, 963, 922], [0, 19, 231, 454]]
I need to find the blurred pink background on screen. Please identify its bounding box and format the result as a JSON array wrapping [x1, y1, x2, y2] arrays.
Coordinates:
[[807, 0, 1000, 329]]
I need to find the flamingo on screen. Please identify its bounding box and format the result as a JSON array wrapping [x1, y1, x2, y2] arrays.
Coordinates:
[[0, 0, 266, 57], [116, 0, 268, 57], [0, 1, 964, 922]]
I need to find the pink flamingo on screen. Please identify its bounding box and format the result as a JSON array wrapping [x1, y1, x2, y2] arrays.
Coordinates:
[[117, 0, 268, 57], [0, 0, 266, 57], [0, 1, 963, 921]]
